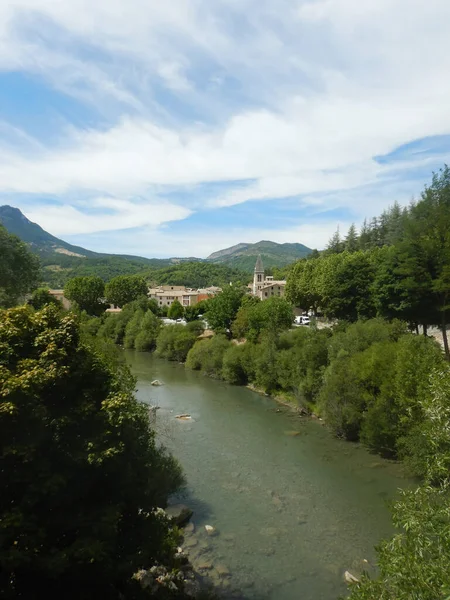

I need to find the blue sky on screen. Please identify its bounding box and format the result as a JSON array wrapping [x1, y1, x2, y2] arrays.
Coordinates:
[[1, 1, 450, 258]]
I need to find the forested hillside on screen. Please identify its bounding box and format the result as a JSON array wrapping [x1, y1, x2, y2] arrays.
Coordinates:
[[286, 166, 450, 356], [206, 240, 312, 271]]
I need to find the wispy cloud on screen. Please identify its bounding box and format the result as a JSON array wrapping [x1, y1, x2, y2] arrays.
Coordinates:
[[0, 0, 449, 252]]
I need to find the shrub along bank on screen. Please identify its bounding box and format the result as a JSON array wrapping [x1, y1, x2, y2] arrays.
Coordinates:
[[92, 298, 447, 476]]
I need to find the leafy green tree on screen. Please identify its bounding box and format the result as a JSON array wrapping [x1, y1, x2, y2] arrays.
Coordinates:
[[320, 251, 376, 321], [134, 310, 160, 352], [348, 368, 450, 600], [124, 308, 145, 349], [64, 276, 106, 315], [29, 287, 61, 310], [285, 258, 323, 313], [105, 275, 148, 308], [246, 297, 293, 342], [231, 296, 260, 339], [206, 286, 245, 334], [0, 224, 40, 307], [155, 325, 198, 362], [186, 335, 230, 377], [0, 305, 184, 600], [167, 299, 184, 320]]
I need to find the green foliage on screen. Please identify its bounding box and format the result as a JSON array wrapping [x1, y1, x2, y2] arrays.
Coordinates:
[[135, 311, 161, 352], [64, 276, 106, 315], [207, 240, 312, 272], [124, 309, 145, 349], [29, 287, 62, 310], [185, 320, 205, 336], [155, 325, 198, 362], [347, 369, 450, 600], [168, 299, 184, 320], [347, 482, 450, 600], [222, 344, 250, 385], [319, 320, 445, 457], [105, 275, 148, 307], [184, 303, 205, 322], [0, 305, 184, 599], [145, 262, 248, 288], [186, 335, 231, 377], [0, 223, 40, 307], [206, 286, 245, 334], [245, 297, 293, 342]]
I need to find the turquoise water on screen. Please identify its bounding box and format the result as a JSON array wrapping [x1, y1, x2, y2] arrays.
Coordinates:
[[126, 352, 409, 600]]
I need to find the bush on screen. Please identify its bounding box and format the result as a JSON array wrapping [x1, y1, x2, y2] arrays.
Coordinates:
[[0, 305, 184, 600], [155, 325, 198, 362], [186, 335, 230, 378], [134, 310, 160, 352], [222, 344, 249, 385], [123, 308, 145, 349]]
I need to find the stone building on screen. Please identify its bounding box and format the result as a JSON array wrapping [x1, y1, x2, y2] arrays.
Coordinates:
[[251, 255, 287, 300]]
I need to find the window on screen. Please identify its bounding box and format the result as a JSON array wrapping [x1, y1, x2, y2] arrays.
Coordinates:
[[257, 274, 262, 282], [265, 292, 268, 297], [278, 286, 281, 290]]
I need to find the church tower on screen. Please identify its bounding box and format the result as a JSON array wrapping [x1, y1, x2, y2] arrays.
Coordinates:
[[253, 254, 265, 295]]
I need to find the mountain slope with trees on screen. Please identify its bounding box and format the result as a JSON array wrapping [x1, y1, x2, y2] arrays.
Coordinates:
[[206, 240, 312, 271]]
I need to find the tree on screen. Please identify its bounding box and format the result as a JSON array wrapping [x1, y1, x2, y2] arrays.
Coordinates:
[[105, 275, 148, 308], [348, 368, 450, 600], [167, 299, 184, 320], [64, 276, 106, 315], [401, 166, 450, 356], [0, 305, 184, 599], [29, 287, 62, 310], [246, 297, 293, 342], [205, 286, 245, 334], [320, 251, 376, 321], [325, 227, 344, 254], [345, 224, 359, 252], [0, 224, 40, 307]]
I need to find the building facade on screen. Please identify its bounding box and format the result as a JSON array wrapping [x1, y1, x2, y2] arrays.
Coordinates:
[[251, 255, 287, 300], [148, 285, 222, 309]]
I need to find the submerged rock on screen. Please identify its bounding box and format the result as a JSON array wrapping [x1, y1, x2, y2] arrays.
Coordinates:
[[165, 504, 193, 526], [344, 571, 360, 584], [175, 414, 192, 420], [150, 379, 163, 386], [204, 525, 218, 536]]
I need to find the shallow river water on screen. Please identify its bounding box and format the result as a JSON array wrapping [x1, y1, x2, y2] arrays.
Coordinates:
[[126, 351, 409, 600]]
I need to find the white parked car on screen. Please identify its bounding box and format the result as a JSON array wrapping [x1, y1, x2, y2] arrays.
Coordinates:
[[294, 315, 310, 325]]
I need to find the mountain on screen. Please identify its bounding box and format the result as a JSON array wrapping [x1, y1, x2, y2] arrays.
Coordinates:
[[0, 206, 312, 285], [206, 240, 312, 272], [0, 206, 185, 287]]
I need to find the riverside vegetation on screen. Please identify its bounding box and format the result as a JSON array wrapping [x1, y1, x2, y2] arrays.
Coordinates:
[[0, 229, 215, 598], [85, 167, 450, 599], [2, 167, 450, 599]]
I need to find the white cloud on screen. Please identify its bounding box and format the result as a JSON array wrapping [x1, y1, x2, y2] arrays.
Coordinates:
[[21, 199, 192, 236], [0, 0, 449, 246]]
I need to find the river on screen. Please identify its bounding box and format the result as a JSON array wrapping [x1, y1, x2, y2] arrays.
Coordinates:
[[126, 351, 409, 600]]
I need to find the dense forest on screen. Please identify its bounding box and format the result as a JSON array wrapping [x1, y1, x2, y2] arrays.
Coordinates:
[[286, 166, 450, 357]]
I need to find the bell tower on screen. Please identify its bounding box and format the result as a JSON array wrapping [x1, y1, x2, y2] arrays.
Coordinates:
[[253, 254, 265, 295]]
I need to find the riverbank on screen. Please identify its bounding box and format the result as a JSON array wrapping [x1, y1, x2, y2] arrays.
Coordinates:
[[127, 351, 408, 600]]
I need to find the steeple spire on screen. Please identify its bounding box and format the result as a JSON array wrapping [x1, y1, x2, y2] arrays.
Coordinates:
[[253, 254, 265, 296], [254, 254, 264, 272]]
